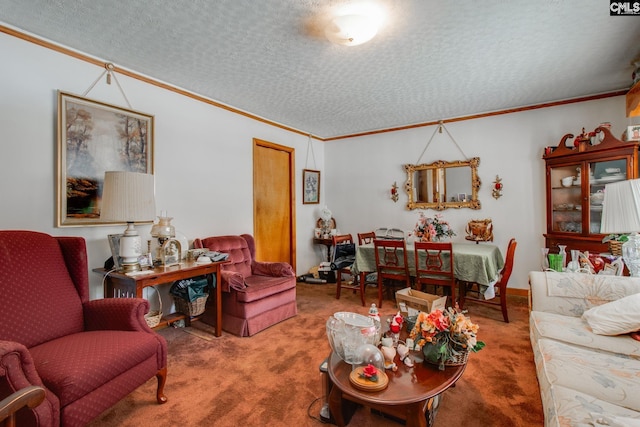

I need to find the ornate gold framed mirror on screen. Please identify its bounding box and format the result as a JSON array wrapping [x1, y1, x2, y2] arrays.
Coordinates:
[[403, 157, 481, 210]]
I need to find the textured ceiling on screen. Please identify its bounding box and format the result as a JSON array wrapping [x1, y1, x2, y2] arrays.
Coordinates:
[[1, 0, 639, 139]]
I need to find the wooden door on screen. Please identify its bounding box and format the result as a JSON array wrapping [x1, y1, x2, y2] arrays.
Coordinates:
[[253, 139, 296, 268]]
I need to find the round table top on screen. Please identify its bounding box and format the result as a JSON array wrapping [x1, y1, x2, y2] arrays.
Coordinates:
[[327, 351, 465, 405]]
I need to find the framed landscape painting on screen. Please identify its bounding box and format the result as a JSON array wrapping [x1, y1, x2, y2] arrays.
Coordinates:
[[57, 91, 154, 227], [303, 169, 320, 204]]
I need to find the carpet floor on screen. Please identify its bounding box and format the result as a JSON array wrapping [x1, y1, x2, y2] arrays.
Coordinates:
[[88, 282, 543, 426]]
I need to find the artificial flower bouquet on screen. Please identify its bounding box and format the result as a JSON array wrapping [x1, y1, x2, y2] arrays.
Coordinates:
[[413, 212, 456, 242], [409, 307, 485, 370]]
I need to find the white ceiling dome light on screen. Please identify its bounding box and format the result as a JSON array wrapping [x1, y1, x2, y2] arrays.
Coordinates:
[[325, 2, 386, 47]]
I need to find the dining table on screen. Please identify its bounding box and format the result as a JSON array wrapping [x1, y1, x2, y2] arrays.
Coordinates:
[[352, 240, 505, 293]]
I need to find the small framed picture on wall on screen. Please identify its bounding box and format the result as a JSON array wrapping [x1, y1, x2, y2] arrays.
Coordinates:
[[303, 169, 320, 204]]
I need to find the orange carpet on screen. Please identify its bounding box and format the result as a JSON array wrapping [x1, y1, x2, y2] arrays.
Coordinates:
[[88, 282, 543, 427]]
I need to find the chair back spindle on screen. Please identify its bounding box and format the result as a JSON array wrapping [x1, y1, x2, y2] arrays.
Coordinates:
[[373, 239, 411, 308], [414, 241, 456, 306]]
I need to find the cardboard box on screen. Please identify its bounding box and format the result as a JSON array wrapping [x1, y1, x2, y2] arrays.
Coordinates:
[[395, 287, 447, 317]]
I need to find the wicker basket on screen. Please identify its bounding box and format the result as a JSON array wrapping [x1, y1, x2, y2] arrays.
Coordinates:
[[173, 294, 208, 317], [425, 349, 469, 367], [144, 286, 163, 328], [609, 240, 623, 256]]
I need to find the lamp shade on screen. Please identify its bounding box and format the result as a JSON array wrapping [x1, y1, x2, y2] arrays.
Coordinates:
[[100, 171, 156, 223], [600, 179, 640, 234]]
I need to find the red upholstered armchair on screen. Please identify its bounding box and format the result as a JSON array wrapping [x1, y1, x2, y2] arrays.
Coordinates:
[[193, 234, 297, 337], [0, 231, 167, 427]]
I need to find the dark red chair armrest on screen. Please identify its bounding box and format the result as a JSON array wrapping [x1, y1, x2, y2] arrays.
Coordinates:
[[0, 341, 44, 389], [83, 298, 151, 332], [0, 340, 59, 426]]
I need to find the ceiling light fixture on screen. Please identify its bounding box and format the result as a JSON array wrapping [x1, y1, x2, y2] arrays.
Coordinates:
[[325, 2, 385, 47]]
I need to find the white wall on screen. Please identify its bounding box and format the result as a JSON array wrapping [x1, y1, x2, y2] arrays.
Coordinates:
[[0, 29, 630, 303], [323, 97, 629, 290], [0, 31, 328, 305]]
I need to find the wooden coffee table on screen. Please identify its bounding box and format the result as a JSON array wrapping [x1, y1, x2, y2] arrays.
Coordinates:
[[327, 344, 466, 427]]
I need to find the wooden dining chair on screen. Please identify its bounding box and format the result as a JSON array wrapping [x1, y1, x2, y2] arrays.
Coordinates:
[[332, 234, 364, 306], [414, 241, 456, 307], [458, 238, 517, 322], [358, 231, 375, 245], [373, 238, 411, 308], [357, 231, 378, 297]]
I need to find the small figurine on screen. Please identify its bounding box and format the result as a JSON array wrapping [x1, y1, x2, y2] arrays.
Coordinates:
[[397, 343, 414, 367], [389, 311, 403, 334], [386, 311, 404, 347], [380, 345, 398, 371], [368, 303, 380, 322]]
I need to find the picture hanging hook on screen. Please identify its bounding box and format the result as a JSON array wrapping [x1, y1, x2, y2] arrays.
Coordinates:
[[105, 62, 114, 85]]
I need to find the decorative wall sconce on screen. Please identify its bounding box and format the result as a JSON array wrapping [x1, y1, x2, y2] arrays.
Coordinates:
[[391, 182, 399, 202], [492, 175, 503, 199]]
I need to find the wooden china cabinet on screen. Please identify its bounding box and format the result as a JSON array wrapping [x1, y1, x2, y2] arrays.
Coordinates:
[[544, 126, 640, 254]]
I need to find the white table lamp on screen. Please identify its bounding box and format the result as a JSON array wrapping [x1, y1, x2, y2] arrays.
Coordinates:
[[101, 171, 156, 272], [600, 179, 640, 276]]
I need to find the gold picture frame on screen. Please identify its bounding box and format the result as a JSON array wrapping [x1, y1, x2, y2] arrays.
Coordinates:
[[56, 91, 154, 227]]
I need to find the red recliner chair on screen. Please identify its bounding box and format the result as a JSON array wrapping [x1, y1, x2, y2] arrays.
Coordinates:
[[0, 231, 167, 427], [194, 234, 297, 337]]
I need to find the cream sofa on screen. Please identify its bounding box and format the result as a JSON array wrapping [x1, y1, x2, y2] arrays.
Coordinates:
[[529, 271, 640, 427]]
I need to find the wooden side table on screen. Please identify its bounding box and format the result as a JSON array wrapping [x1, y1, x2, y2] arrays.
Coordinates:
[[313, 237, 334, 263], [93, 260, 226, 336]]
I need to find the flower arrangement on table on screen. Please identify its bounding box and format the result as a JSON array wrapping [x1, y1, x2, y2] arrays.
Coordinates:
[[412, 212, 456, 242], [409, 308, 485, 370]]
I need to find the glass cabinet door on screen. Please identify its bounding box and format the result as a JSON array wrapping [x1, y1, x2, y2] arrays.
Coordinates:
[[549, 163, 583, 234], [587, 158, 627, 235]]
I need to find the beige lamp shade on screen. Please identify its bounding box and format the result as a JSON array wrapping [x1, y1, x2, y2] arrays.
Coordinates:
[[600, 179, 640, 277], [100, 171, 156, 223], [100, 171, 156, 272], [600, 179, 640, 234]]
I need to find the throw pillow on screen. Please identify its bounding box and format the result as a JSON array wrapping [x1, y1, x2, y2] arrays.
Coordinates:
[[582, 293, 640, 335]]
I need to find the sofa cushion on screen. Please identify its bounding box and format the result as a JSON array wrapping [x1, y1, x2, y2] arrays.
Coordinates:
[[529, 272, 640, 318], [29, 330, 162, 407], [530, 311, 640, 359], [549, 384, 640, 427], [582, 293, 640, 336], [236, 276, 296, 303], [535, 338, 640, 412]]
